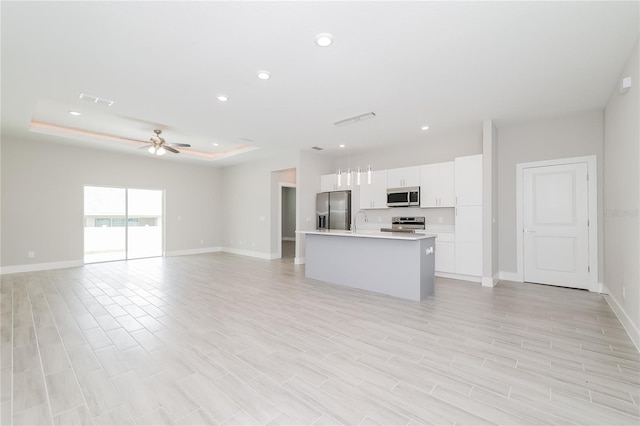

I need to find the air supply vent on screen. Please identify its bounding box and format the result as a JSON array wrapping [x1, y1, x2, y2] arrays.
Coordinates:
[[311, 146, 323, 151], [79, 93, 114, 107]]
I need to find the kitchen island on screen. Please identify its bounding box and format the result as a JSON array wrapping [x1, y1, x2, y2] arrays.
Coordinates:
[[300, 230, 436, 301]]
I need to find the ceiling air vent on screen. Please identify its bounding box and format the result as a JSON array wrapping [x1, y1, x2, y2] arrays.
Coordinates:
[[79, 93, 114, 107], [311, 146, 323, 151]]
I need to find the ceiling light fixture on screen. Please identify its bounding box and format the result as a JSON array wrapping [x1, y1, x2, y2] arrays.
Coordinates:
[[257, 70, 271, 80], [334, 112, 376, 127], [213, 143, 219, 146], [339, 144, 346, 148], [68, 111, 82, 116], [315, 33, 334, 47], [421, 125, 430, 130], [216, 94, 229, 102]]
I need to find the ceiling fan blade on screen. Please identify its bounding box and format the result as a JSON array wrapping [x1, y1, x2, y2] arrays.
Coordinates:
[[164, 145, 180, 154], [167, 143, 191, 147]]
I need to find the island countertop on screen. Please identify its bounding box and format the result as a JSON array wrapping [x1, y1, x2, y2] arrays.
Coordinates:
[[298, 229, 437, 241]]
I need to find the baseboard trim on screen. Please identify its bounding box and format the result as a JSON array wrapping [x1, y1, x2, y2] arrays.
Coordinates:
[[603, 293, 640, 353], [221, 247, 275, 260], [165, 247, 222, 257], [435, 271, 481, 283], [499, 271, 521, 282], [0, 259, 84, 275], [294, 257, 305, 265], [482, 276, 499, 288]]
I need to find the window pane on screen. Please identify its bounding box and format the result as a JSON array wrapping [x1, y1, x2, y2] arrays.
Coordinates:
[[127, 189, 163, 259], [84, 186, 126, 263]]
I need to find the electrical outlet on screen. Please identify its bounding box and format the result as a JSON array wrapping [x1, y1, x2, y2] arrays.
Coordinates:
[[200, 240, 204, 245], [438, 217, 443, 223], [378, 217, 382, 222], [28, 251, 34, 258]]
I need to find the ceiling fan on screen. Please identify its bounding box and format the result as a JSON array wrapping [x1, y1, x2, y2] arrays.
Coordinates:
[[140, 129, 191, 156]]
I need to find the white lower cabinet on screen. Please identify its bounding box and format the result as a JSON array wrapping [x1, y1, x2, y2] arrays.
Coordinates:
[[435, 233, 455, 274], [454, 205, 482, 276]]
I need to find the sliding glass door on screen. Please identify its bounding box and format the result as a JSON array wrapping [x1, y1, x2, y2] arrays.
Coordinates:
[[84, 186, 163, 263]]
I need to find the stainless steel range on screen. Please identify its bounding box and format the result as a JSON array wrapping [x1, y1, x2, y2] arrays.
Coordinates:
[[380, 216, 425, 233]]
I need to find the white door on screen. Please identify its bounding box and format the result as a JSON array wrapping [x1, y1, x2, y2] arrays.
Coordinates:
[[523, 163, 589, 289]]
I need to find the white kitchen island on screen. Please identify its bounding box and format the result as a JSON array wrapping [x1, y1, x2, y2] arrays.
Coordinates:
[[300, 230, 436, 301]]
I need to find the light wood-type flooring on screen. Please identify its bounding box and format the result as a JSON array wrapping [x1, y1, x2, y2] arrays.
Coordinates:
[[1, 252, 639, 425]]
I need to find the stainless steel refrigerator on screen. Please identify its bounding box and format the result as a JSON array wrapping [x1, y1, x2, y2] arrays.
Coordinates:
[[316, 190, 351, 230]]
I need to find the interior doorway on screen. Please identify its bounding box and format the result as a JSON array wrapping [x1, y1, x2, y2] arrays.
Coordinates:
[[84, 186, 163, 263], [280, 185, 296, 260]]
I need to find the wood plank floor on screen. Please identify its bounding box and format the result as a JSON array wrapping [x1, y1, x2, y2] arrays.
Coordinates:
[[1, 252, 639, 425]]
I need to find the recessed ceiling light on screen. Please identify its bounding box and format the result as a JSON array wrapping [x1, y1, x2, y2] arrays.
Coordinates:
[[339, 144, 346, 148], [68, 111, 82, 116], [257, 70, 271, 80], [216, 94, 229, 102], [315, 33, 334, 47], [212, 143, 219, 146], [421, 125, 430, 130]]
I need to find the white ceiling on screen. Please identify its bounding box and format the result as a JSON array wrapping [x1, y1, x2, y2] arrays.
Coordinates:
[[2, 1, 638, 166]]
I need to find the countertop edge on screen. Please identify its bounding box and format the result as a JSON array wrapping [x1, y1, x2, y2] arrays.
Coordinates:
[[297, 230, 437, 241]]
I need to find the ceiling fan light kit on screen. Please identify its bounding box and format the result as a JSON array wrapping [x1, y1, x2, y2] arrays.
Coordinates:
[[142, 129, 190, 156]]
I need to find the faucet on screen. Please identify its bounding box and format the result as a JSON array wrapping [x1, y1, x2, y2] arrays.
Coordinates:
[[352, 210, 368, 233]]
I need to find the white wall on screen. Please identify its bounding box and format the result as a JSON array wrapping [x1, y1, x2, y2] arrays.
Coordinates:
[[497, 110, 605, 284], [331, 123, 483, 172], [603, 39, 639, 346], [0, 137, 222, 271], [220, 151, 298, 259]]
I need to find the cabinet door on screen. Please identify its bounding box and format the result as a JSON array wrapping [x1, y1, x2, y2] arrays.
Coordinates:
[[455, 154, 482, 206], [455, 205, 482, 276], [419, 164, 439, 207], [455, 241, 482, 276], [435, 241, 455, 273], [455, 205, 482, 243], [387, 166, 420, 188], [320, 174, 337, 192], [438, 161, 456, 207], [360, 170, 388, 209]]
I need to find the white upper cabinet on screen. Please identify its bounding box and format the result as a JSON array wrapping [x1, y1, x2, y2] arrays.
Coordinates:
[[454, 154, 483, 206], [360, 170, 389, 209], [387, 166, 421, 188], [320, 174, 338, 192], [420, 161, 455, 207]]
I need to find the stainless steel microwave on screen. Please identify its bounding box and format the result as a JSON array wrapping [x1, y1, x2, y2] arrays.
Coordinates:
[[386, 186, 420, 207]]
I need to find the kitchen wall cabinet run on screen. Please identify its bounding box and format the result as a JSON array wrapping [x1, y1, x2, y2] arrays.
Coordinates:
[[359, 170, 389, 209], [387, 166, 420, 188], [420, 162, 455, 207]]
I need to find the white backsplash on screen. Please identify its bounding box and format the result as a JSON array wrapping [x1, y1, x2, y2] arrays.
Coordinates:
[[353, 206, 455, 231]]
